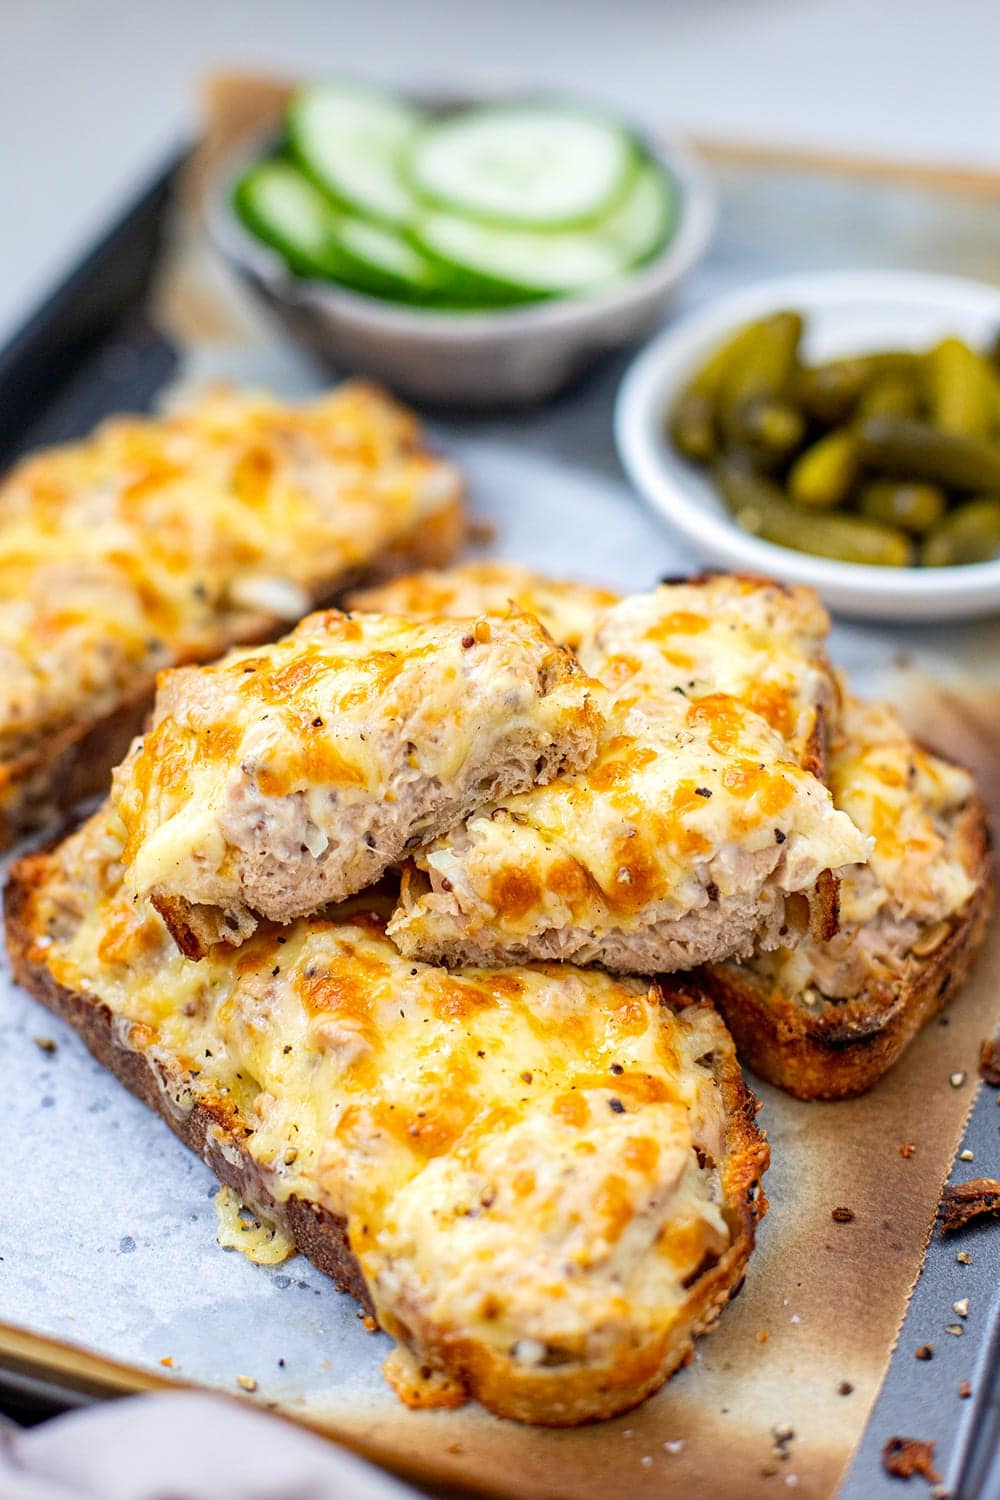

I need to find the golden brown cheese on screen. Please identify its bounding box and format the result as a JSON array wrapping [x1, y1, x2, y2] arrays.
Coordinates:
[[0, 381, 463, 774], [113, 609, 604, 948], [24, 805, 755, 1423], [347, 561, 619, 650], [389, 582, 868, 973], [741, 693, 979, 999], [577, 575, 835, 771]]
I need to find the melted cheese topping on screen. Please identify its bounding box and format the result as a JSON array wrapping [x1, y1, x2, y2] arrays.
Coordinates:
[[392, 691, 869, 970], [0, 381, 462, 768], [577, 577, 834, 767], [390, 582, 867, 971], [29, 807, 735, 1410], [746, 694, 978, 999], [113, 609, 602, 927], [348, 561, 619, 650]]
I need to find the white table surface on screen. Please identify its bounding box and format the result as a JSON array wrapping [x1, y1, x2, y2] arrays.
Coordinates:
[[3, 0, 999, 347]]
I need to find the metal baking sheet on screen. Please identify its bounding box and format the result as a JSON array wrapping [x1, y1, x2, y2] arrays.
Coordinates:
[[2, 143, 999, 1499]]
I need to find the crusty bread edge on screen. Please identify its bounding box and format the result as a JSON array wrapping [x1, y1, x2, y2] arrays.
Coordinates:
[[4, 851, 767, 1425], [0, 492, 466, 852], [698, 792, 993, 1101]]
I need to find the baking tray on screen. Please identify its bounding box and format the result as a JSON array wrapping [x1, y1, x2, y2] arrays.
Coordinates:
[[1, 139, 999, 1500]]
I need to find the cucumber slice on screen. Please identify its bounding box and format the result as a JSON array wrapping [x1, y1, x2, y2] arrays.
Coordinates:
[[234, 159, 444, 302], [412, 212, 627, 300], [234, 159, 348, 279], [333, 217, 444, 301], [600, 160, 677, 267], [407, 104, 637, 228], [288, 81, 421, 226]]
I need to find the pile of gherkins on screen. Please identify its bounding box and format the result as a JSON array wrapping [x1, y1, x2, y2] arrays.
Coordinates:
[[669, 312, 1000, 567]]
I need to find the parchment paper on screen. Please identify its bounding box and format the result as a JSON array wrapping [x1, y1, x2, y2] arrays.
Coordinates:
[[2, 74, 999, 1500]]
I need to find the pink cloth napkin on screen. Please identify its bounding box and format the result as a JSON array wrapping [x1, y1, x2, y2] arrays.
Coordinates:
[[0, 1393, 423, 1500]]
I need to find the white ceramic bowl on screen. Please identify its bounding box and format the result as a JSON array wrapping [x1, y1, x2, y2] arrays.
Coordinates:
[[615, 270, 1000, 621], [206, 130, 715, 409]]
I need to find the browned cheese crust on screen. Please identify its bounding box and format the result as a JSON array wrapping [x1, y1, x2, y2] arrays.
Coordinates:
[[4, 838, 768, 1426], [700, 794, 992, 1100]]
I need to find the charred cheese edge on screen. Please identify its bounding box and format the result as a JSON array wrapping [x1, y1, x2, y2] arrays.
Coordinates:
[[739, 693, 980, 1000], [112, 608, 605, 938], [347, 561, 620, 651], [16, 805, 764, 1425], [0, 381, 463, 776]]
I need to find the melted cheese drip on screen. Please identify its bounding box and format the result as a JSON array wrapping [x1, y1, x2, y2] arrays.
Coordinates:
[[214, 1185, 296, 1265], [348, 561, 619, 650], [747, 694, 978, 998], [31, 807, 733, 1400], [0, 381, 461, 765]]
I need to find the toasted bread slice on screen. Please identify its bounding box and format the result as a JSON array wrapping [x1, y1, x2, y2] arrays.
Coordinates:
[[347, 561, 620, 651], [390, 579, 866, 974], [5, 806, 768, 1426], [0, 381, 466, 849], [112, 610, 605, 958], [700, 696, 994, 1099]]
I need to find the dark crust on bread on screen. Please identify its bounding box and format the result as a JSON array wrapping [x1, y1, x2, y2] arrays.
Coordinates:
[[3, 849, 767, 1425], [3, 850, 374, 1316], [0, 493, 466, 852], [698, 792, 993, 1101]]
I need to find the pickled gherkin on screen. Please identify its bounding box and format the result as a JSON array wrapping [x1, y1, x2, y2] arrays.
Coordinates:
[[668, 318, 771, 461], [667, 310, 1000, 568], [858, 481, 946, 535], [856, 417, 1000, 494], [856, 372, 921, 421], [715, 459, 912, 566], [921, 499, 1000, 566], [926, 338, 993, 439], [716, 311, 803, 441], [789, 430, 858, 509]]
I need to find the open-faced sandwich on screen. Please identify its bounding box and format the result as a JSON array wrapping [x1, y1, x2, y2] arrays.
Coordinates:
[[6, 804, 768, 1425], [0, 381, 464, 847], [354, 563, 993, 1098]]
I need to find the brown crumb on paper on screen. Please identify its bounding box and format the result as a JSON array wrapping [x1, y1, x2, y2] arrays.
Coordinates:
[[979, 1039, 1000, 1085], [756, 1329, 769, 1343], [958, 1380, 972, 1399], [882, 1436, 941, 1483], [159, 1356, 174, 1368], [33, 1036, 58, 1054], [838, 1380, 854, 1396], [915, 1344, 934, 1360], [468, 518, 498, 547], [938, 1178, 1000, 1234], [898, 1141, 916, 1159], [831, 1206, 855, 1223]]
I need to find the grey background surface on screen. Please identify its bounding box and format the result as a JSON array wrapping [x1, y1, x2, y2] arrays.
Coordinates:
[[3, 0, 1000, 345]]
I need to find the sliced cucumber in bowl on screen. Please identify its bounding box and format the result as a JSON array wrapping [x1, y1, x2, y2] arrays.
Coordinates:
[[601, 160, 678, 268], [234, 159, 445, 302], [411, 212, 630, 303], [406, 103, 639, 229], [288, 81, 421, 227]]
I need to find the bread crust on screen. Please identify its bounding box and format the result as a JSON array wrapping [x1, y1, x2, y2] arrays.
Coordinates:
[[4, 847, 767, 1426], [699, 793, 993, 1101], [0, 495, 465, 852]]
